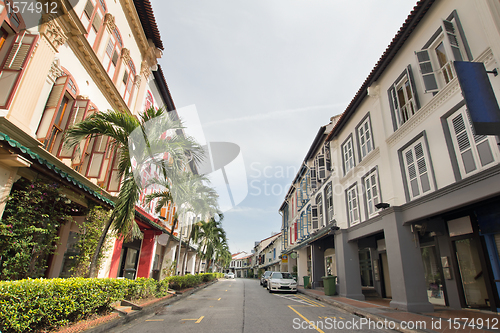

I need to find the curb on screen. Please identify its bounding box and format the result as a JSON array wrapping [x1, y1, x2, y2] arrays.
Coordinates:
[[81, 279, 219, 333], [297, 289, 429, 333]]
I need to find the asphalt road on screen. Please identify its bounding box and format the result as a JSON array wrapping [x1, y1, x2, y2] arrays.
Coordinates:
[[110, 278, 394, 333]]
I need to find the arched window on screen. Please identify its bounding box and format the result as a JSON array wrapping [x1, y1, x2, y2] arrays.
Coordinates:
[[121, 58, 136, 106], [36, 70, 80, 154], [102, 27, 122, 79], [0, 6, 37, 109], [81, 0, 106, 47], [144, 90, 154, 110]]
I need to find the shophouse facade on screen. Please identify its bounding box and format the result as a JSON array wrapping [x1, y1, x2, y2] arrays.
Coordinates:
[[280, 0, 500, 313], [0, 0, 197, 280]]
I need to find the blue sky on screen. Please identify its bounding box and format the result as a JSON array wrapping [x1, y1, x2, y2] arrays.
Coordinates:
[[152, 0, 419, 253]]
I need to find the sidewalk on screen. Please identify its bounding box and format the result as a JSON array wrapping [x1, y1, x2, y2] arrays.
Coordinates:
[[298, 286, 500, 333]]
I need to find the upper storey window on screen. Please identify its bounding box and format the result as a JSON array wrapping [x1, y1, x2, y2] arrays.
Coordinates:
[[121, 59, 136, 107], [415, 11, 471, 94], [103, 28, 122, 80], [0, 8, 36, 109], [388, 66, 420, 130], [81, 0, 106, 47]]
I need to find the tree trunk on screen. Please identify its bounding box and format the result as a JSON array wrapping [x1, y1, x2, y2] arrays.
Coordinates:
[[180, 225, 193, 275], [88, 214, 113, 278], [157, 216, 177, 279], [197, 243, 207, 273]]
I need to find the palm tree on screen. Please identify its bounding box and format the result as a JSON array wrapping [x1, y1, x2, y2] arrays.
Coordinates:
[[146, 171, 218, 275], [194, 215, 226, 273], [64, 107, 204, 277], [179, 184, 219, 275]]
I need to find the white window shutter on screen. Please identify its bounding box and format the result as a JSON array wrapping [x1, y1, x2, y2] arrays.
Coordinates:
[[415, 49, 439, 93], [442, 20, 462, 61]]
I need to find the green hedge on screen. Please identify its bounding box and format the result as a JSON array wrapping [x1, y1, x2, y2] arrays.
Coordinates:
[[165, 272, 222, 290], [0, 273, 222, 333]]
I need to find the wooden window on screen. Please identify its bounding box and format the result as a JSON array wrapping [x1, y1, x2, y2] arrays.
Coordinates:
[[448, 107, 497, 177], [388, 66, 420, 129], [357, 115, 374, 160], [416, 17, 466, 93], [342, 136, 355, 175], [402, 138, 434, 200], [346, 184, 359, 226], [36, 73, 80, 154], [0, 32, 37, 108], [363, 169, 381, 218]]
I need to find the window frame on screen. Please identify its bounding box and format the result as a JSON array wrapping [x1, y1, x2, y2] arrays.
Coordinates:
[[341, 134, 355, 175], [36, 72, 80, 151], [387, 66, 420, 131], [355, 112, 375, 161], [345, 183, 360, 226], [398, 131, 437, 202], [445, 104, 498, 178], [361, 167, 382, 219], [0, 27, 38, 109], [416, 10, 472, 94]]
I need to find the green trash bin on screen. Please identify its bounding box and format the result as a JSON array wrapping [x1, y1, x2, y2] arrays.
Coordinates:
[[322, 275, 337, 296], [303, 276, 310, 288]]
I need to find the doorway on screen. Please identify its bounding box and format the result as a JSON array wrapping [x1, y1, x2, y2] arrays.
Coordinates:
[[421, 245, 445, 305], [359, 249, 373, 287], [454, 237, 490, 308], [380, 253, 392, 298]]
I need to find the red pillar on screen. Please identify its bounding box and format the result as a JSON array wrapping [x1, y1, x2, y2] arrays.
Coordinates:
[[109, 237, 124, 278], [136, 230, 157, 278]]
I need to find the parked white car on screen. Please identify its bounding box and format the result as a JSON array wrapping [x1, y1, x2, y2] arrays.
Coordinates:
[[267, 272, 297, 293], [226, 272, 235, 279]]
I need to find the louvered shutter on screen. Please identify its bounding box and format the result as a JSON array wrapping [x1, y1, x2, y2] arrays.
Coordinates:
[[388, 86, 402, 129], [0, 33, 37, 107], [451, 113, 477, 174], [406, 65, 421, 109], [317, 153, 326, 180], [84, 0, 95, 18], [310, 168, 317, 189], [442, 20, 463, 61], [86, 136, 109, 178], [416, 49, 439, 93], [36, 75, 70, 142], [311, 205, 318, 229], [404, 142, 432, 199], [106, 151, 122, 192], [57, 99, 90, 158]]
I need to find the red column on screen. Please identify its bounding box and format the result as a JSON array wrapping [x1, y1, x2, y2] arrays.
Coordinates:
[[136, 230, 157, 278], [109, 237, 124, 278]]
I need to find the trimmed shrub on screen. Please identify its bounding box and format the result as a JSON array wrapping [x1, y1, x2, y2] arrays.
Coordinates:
[[0, 277, 168, 333], [0, 273, 221, 332]]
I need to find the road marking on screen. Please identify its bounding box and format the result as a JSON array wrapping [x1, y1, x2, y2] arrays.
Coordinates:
[[146, 319, 164, 322], [218, 297, 221, 301], [225, 290, 227, 291], [295, 294, 325, 307], [181, 315, 204, 323], [274, 294, 313, 306], [288, 306, 325, 333]]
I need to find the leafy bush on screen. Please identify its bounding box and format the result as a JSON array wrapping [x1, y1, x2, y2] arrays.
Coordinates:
[[0, 273, 221, 332], [0, 179, 82, 280], [0, 277, 168, 333]]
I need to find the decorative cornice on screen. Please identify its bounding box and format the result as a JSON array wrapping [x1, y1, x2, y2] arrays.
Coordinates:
[[121, 48, 131, 64], [140, 60, 152, 80], [40, 14, 68, 51], [104, 13, 116, 32], [48, 58, 63, 81]]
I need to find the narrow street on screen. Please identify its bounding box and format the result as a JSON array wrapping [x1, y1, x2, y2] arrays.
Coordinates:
[[110, 279, 393, 333]]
